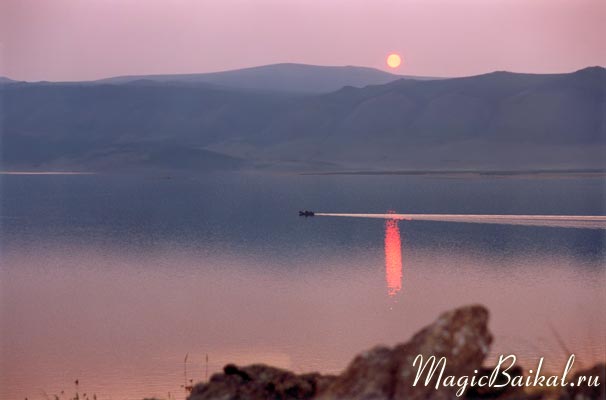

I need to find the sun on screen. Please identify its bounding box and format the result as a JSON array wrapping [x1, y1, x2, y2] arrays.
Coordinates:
[[386, 53, 402, 69]]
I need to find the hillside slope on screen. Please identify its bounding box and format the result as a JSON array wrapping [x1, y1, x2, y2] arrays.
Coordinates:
[[94, 63, 417, 93], [1, 67, 604, 172]]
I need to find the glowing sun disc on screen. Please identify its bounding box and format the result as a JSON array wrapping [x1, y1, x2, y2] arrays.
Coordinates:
[[386, 53, 402, 69]]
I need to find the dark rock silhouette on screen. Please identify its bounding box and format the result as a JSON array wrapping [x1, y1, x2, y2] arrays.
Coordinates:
[[559, 363, 605, 400], [317, 305, 491, 400], [465, 366, 526, 399], [187, 305, 605, 399], [189, 363, 335, 400], [188, 305, 493, 400]]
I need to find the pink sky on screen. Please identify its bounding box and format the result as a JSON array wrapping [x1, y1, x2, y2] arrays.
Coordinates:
[[1, 0, 605, 81]]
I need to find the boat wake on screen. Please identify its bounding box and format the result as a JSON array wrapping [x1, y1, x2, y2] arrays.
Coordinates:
[[315, 213, 606, 229]]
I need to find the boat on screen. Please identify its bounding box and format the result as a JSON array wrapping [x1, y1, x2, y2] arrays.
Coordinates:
[[299, 210, 315, 217]]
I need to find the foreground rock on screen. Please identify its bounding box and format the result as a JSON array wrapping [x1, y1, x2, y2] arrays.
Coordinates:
[[317, 305, 492, 400], [559, 363, 605, 400], [188, 305, 604, 399], [188, 363, 335, 400], [189, 304, 492, 400]]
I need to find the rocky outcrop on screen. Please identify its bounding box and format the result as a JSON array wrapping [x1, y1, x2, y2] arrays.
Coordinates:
[[187, 305, 604, 400], [465, 366, 527, 399], [317, 305, 492, 400], [559, 363, 605, 400], [189, 305, 492, 400], [188, 363, 336, 400]]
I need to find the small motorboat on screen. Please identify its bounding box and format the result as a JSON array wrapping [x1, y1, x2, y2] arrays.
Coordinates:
[[299, 210, 315, 217]]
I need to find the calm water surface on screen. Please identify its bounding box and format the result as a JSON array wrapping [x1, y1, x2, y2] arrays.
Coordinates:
[[1, 173, 605, 400]]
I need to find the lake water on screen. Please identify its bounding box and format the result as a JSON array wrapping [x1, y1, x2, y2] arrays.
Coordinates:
[[1, 173, 605, 400]]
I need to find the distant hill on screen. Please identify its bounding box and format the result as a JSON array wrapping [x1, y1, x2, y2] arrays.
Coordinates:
[[1, 66, 604, 172], [94, 63, 430, 93], [232, 66, 606, 170], [0, 77, 17, 84]]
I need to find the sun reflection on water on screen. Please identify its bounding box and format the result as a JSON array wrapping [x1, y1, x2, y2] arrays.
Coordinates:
[[384, 218, 403, 297]]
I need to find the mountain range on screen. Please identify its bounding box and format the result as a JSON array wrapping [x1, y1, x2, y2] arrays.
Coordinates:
[[94, 63, 434, 93], [1, 63, 604, 172]]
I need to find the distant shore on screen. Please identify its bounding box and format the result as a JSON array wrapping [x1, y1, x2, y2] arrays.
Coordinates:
[[301, 169, 606, 179], [0, 171, 95, 175], [2, 168, 605, 179]]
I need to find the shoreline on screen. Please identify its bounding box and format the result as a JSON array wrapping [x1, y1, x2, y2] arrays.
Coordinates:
[[300, 169, 606, 179], [0, 171, 96, 175]]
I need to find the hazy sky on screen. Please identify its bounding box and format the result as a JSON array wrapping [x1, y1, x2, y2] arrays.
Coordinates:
[[1, 0, 605, 81]]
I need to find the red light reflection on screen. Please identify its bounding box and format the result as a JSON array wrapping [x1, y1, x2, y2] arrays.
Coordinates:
[[384, 219, 403, 297]]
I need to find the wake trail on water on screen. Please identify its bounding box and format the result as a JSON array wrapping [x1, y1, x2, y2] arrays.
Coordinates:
[[314, 213, 606, 229]]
